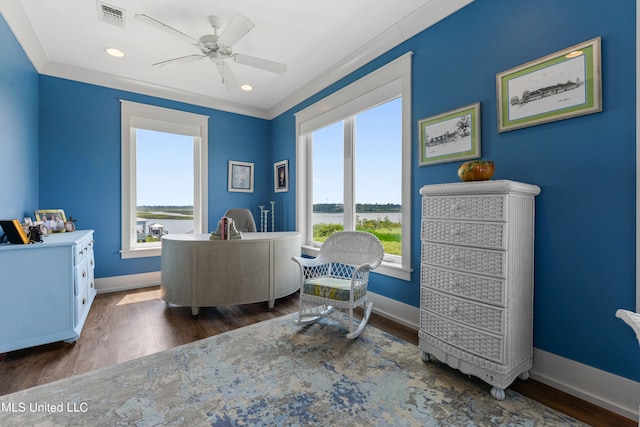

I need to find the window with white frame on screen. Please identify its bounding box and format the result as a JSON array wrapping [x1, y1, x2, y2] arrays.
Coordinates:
[[295, 53, 412, 280], [120, 101, 208, 259]]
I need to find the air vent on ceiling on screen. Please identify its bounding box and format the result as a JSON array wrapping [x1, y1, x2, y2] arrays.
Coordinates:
[[97, 1, 125, 28]]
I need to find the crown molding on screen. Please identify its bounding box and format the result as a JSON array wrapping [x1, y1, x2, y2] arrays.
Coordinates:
[[267, 0, 475, 119]]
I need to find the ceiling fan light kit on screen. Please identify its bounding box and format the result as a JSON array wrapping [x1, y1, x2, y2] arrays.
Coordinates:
[[134, 13, 287, 90]]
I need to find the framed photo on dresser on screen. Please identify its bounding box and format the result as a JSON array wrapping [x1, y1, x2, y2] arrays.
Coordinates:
[[34, 209, 67, 232]]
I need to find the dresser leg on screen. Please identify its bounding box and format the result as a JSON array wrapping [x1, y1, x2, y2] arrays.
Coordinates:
[[518, 371, 530, 381], [191, 306, 200, 316], [491, 387, 505, 400], [420, 351, 431, 362]]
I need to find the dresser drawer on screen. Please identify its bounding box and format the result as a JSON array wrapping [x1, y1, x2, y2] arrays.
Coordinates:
[[421, 288, 504, 333], [422, 195, 506, 221], [421, 265, 505, 306], [422, 242, 505, 277], [73, 236, 93, 266], [421, 311, 504, 363], [422, 219, 506, 249]]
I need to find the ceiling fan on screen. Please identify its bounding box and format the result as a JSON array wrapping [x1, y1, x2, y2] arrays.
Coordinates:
[[135, 13, 287, 89]]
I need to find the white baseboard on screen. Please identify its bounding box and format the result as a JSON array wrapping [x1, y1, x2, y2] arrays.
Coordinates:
[[530, 349, 640, 422], [95, 277, 640, 421]]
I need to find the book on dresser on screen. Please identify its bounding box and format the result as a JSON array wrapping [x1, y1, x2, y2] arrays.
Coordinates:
[[418, 180, 540, 400]]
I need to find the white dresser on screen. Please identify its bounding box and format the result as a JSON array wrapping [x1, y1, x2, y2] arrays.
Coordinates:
[[419, 180, 540, 400], [0, 230, 96, 353]]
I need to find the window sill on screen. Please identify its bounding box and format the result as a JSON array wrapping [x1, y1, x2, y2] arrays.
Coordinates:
[[120, 247, 161, 259], [301, 245, 412, 281]]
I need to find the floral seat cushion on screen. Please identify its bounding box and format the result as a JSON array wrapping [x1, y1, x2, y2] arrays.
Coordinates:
[[303, 277, 366, 302]]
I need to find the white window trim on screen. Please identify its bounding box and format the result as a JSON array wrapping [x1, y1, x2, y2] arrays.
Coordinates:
[[295, 52, 413, 281], [120, 100, 209, 259]]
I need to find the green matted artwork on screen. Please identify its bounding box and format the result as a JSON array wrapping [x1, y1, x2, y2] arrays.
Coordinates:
[[497, 36, 602, 133], [418, 102, 481, 166]]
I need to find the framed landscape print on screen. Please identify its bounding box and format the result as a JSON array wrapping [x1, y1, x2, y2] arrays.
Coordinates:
[[497, 37, 602, 132], [228, 160, 254, 193], [418, 102, 481, 166]]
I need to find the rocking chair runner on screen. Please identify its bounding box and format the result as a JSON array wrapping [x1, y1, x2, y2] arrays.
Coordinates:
[[292, 231, 384, 339]]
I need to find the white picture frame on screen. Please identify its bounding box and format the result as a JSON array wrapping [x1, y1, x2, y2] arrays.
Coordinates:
[[228, 160, 254, 193]]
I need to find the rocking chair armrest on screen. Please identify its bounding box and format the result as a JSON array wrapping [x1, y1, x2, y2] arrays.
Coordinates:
[[291, 255, 327, 269]]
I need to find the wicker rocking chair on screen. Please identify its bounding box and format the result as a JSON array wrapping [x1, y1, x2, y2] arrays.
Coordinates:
[[292, 231, 384, 339]]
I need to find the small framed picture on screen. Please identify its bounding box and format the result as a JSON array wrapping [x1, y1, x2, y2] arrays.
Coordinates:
[[228, 160, 254, 193], [418, 102, 481, 166], [274, 160, 289, 193], [496, 36, 602, 132], [34, 209, 67, 233]]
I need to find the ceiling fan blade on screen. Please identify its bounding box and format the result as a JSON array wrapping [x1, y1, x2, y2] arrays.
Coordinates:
[[135, 14, 200, 46], [153, 54, 205, 68], [215, 62, 238, 90], [217, 14, 254, 47], [232, 53, 287, 75]]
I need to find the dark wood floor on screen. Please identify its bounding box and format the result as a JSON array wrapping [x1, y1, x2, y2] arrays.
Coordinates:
[[0, 286, 634, 426]]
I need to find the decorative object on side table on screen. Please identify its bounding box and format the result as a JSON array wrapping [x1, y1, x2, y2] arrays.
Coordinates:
[[457, 160, 495, 181], [0, 219, 29, 244], [210, 217, 243, 240], [34, 209, 68, 233], [64, 216, 77, 232]]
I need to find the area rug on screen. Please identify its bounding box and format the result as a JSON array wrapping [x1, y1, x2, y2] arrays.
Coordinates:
[[0, 314, 584, 426]]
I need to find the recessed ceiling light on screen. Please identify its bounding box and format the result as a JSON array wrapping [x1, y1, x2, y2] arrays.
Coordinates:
[[240, 84, 253, 91], [105, 47, 124, 57], [565, 50, 583, 59]]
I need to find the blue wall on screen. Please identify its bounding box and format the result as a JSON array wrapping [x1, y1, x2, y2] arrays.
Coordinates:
[[38, 77, 271, 278], [272, 0, 639, 382], [0, 0, 638, 384], [0, 13, 38, 220]]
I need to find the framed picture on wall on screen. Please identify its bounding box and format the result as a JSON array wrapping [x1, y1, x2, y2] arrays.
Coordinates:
[[228, 160, 254, 193], [418, 102, 481, 166], [34, 209, 67, 232], [496, 36, 602, 132], [274, 160, 289, 192]]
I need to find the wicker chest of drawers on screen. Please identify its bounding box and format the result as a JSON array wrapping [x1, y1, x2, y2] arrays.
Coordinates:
[[419, 180, 540, 400]]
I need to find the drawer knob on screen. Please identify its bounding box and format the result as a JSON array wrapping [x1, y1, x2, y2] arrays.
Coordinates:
[[448, 306, 458, 314], [450, 229, 460, 237], [449, 255, 459, 263], [82, 298, 86, 305], [449, 280, 458, 288], [448, 331, 457, 340], [82, 271, 87, 278], [450, 204, 460, 212]]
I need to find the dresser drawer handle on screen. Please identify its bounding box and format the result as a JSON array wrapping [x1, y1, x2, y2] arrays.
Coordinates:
[[449, 229, 460, 237], [448, 306, 458, 314], [448, 280, 458, 288], [82, 298, 86, 305], [449, 255, 459, 263], [82, 271, 87, 278], [450, 204, 460, 212], [448, 331, 457, 340]]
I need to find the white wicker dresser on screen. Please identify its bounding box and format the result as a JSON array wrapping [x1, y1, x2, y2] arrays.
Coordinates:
[[419, 180, 540, 400]]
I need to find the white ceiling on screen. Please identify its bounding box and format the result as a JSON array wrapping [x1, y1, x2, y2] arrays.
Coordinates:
[[0, 0, 472, 119]]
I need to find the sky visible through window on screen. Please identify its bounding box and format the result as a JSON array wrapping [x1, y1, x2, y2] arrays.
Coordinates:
[[135, 97, 400, 207], [136, 129, 194, 206], [313, 97, 401, 205]]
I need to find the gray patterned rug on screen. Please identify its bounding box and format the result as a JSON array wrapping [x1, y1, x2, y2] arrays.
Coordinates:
[[0, 314, 583, 426]]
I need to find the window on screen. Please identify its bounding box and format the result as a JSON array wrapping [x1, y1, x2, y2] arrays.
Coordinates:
[[121, 101, 208, 259], [296, 53, 412, 280]]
